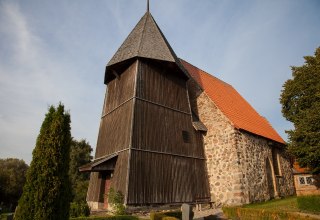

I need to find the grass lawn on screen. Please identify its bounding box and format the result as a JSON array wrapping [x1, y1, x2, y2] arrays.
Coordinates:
[[243, 196, 299, 213], [223, 196, 320, 220], [243, 196, 320, 215]]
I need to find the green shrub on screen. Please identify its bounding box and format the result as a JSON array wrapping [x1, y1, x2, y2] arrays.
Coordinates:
[[297, 195, 320, 213], [108, 188, 126, 215], [150, 211, 181, 220], [70, 202, 90, 217], [162, 217, 178, 220], [70, 215, 138, 220], [0, 213, 13, 220], [222, 207, 318, 220], [163, 211, 182, 219], [222, 207, 239, 220], [0, 213, 12, 220]]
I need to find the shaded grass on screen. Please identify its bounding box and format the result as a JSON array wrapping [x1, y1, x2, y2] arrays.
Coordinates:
[[223, 196, 320, 220], [70, 215, 139, 220], [243, 196, 299, 212], [297, 196, 320, 213]]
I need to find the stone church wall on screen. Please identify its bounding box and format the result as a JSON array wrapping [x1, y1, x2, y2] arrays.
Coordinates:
[[195, 92, 244, 205], [190, 84, 295, 206], [277, 148, 296, 197], [235, 131, 295, 203]]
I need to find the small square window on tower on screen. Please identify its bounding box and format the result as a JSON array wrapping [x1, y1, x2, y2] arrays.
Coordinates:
[[182, 130, 190, 143]]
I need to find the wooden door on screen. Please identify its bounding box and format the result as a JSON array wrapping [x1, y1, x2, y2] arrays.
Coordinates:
[[104, 175, 112, 209]]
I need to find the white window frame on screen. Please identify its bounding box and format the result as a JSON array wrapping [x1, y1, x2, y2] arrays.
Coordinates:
[[298, 176, 314, 185]]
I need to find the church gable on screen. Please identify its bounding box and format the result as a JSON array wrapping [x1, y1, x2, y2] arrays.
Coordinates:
[[183, 59, 295, 205], [181, 59, 285, 144]]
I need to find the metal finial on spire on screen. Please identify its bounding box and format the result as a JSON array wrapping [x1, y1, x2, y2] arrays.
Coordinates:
[[147, 0, 150, 12]]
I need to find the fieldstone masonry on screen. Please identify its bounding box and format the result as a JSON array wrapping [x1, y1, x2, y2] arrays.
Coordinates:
[[235, 131, 295, 203], [193, 90, 295, 206]]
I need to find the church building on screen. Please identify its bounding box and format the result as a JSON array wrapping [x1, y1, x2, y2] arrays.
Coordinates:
[[80, 6, 295, 210]]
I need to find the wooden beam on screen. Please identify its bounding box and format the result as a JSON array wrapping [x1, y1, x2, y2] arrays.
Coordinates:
[[131, 148, 205, 160]]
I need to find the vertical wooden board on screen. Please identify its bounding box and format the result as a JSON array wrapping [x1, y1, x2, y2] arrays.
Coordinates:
[[194, 159, 211, 199], [136, 60, 190, 112], [103, 61, 137, 113], [95, 100, 133, 157], [127, 150, 210, 205], [87, 172, 103, 202], [110, 151, 129, 197], [132, 99, 204, 158]]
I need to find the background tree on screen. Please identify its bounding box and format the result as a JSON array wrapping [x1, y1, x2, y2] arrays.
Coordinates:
[[69, 139, 92, 202], [68, 139, 92, 217], [0, 158, 28, 212], [15, 103, 72, 220], [280, 47, 320, 173]]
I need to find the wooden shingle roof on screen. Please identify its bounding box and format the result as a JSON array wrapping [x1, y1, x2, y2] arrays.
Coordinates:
[[181, 59, 285, 144], [107, 12, 175, 66], [105, 11, 190, 83]]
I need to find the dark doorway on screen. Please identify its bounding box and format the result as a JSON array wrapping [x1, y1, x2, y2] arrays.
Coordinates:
[[99, 172, 112, 209]]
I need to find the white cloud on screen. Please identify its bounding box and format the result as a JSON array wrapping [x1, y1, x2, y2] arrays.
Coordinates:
[[0, 1, 103, 163]]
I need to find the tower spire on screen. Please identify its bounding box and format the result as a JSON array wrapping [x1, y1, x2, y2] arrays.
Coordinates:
[[147, 0, 150, 12]]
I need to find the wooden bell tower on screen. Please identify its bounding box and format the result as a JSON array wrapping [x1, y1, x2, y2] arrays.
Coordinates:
[[82, 9, 210, 209]]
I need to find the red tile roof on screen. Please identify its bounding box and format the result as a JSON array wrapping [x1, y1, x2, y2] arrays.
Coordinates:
[[181, 59, 285, 144], [293, 161, 310, 174]]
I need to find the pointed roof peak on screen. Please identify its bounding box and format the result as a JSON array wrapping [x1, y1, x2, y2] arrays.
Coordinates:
[[107, 11, 175, 67], [105, 7, 191, 83]]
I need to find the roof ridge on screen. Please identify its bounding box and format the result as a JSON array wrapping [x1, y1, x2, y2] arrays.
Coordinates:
[[137, 12, 149, 56]]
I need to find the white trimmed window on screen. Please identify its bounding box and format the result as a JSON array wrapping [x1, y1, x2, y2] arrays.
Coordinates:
[[299, 176, 314, 185]]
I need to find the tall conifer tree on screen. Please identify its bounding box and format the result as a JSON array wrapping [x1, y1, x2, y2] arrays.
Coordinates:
[[15, 103, 72, 220]]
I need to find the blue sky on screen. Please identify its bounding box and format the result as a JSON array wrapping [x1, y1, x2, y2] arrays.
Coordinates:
[[0, 0, 319, 164]]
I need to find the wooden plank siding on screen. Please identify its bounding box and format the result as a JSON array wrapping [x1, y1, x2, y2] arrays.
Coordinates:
[[87, 172, 103, 202], [87, 151, 129, 202], [132, 99, 204, 157], [127, 59, 210, 204], [136, 60, 190, 112], [87, 61, 138, 203], [88, 58, 210, 206], [103, 61, 137, 114], [127, 150, 210, 204], [110, 151, 129, 196], [95, 99, 133, 157], [95, 61, 138, 158]]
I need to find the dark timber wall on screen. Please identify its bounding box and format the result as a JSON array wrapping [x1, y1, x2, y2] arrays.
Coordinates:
[[127, 60, 210, 204], [87, 59, 210, 205], [87, 61, 138, 203]]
